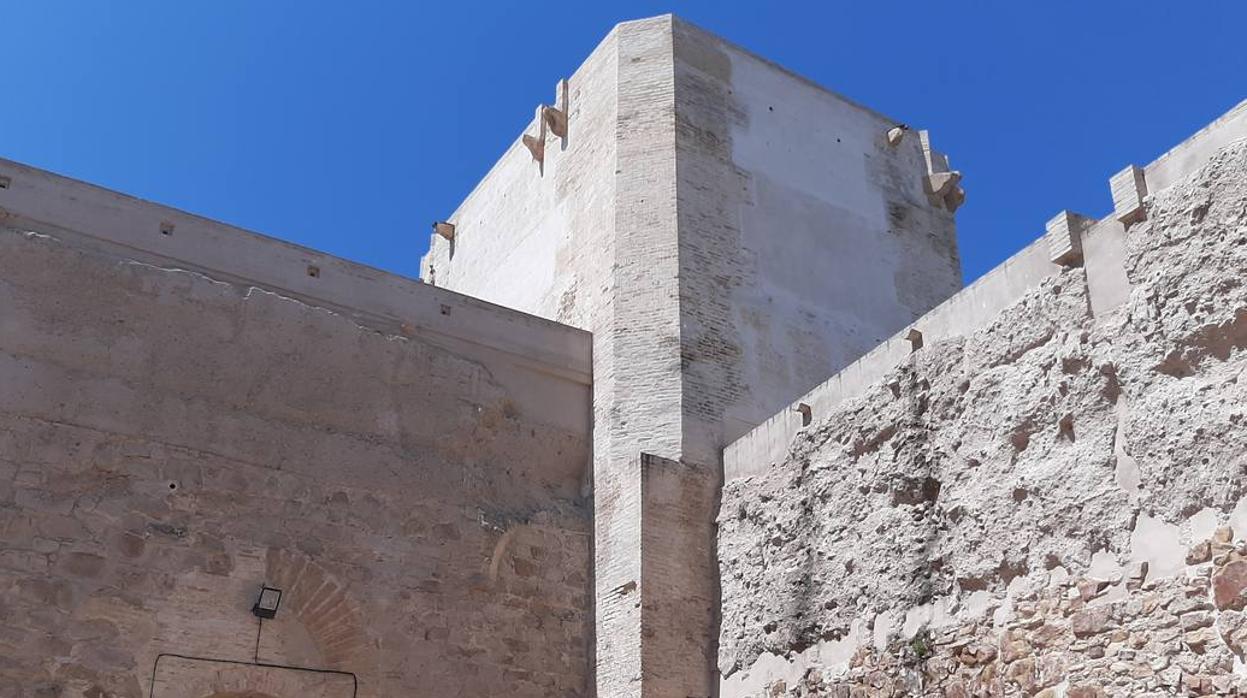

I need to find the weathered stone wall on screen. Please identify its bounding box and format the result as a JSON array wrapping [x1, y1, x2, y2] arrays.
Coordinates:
[[421, 16, 963, 695], [418, 19, 683, 697], [0, 227, 593, 697], [672, 19, 962, 456], [661, 24, 963, 692], [717, 139, 1247, 696]]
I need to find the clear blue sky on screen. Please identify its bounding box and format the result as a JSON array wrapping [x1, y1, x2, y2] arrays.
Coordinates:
[[4, 2, 1244, 282]]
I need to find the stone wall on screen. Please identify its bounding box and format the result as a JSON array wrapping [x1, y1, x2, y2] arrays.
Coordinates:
[[419, 20, 679, 697], [717, 138, 1247, 696], [0, 223, 593, 696], [672, 19, 962, 455], [416, 17, 620, 336], [421, 16, 964, 695]]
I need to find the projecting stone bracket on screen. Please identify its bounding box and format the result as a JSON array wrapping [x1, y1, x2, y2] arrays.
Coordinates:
[[543, 104, 568, 139], [924, 170, 966, 213], [919, 130, 966, 213], [794, 402, 812, 427], [1110, 164, 1149, 225], [906, 328, 924, 352], [521, 79, 570, 173], [432, 221, 455, 241], [522, 127, 546, 164], [1045, 210, 1096, 266], [524, 104, 568, 164]]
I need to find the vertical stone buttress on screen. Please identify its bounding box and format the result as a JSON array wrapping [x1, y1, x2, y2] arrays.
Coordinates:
[[602, 18, 745, 697], [597, 16, 683, 698], [638, 19, 746, 698], [601, 17, 741, 697]]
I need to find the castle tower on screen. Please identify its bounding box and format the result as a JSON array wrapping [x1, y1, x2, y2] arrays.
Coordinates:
[[4, 9, 1246, 697], [420, 15, 963, 695]]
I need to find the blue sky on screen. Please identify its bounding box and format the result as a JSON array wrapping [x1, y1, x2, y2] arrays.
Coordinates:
[[3, 2, 1244, 282]]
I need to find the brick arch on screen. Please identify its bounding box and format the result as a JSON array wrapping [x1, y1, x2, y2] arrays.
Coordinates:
[[488, 523, 534, 584], [263, 549, 371, 671]]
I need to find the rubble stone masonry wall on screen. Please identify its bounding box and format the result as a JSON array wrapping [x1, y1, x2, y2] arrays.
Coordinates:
[[0, 213, 593, 696], [718, 137, 1247, 696]]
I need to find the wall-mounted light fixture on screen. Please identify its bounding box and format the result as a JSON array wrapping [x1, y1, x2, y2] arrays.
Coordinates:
[[251, 585, 283, 619]]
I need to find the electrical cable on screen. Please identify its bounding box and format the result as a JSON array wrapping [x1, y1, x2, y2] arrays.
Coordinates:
[[146, 616, 358, 698]]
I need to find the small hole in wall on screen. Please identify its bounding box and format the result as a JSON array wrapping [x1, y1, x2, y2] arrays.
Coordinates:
[[306, 265, 320, 278], [168, 482, 178, 491], [159, 222, 175, 236], [440, 304, 452, 316], [0, 175, 11, 189]]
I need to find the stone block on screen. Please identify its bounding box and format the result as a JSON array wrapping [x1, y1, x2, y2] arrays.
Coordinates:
[[1213, 560, 1247, 611], [1110, 164, 1148, 224], [1045, 210, 1094, 266], [522, 133, 545, 164], [433, 221, 456, 241], [542, 105, 568, 139]]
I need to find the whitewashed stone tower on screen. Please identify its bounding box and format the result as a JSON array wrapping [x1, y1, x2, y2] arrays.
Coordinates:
[[421, 15, 962, 696]]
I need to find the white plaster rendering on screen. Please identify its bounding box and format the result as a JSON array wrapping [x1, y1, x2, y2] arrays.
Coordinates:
[[421, 16, 962, 696]]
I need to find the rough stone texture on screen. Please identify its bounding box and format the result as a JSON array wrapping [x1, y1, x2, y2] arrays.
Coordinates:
[[713, 561, 1247, 697], [4, 14, 1241, 698], [717, 139, 1247, 696], [0, 229, 592, 697]]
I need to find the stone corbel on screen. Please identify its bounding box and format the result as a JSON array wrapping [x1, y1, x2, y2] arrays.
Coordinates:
[[905, 328, 924, 352], [1110, 164, 1148, 225], [919, 130, 966, 213], [544, 78, 570, 140], [521, 79, 570, 173], [543, 105, 568, 139], [926, 171, 962, 200], [432, 221, 455, 241], [522, 104, 547, 166], [1045, 210, 1095, 266]]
